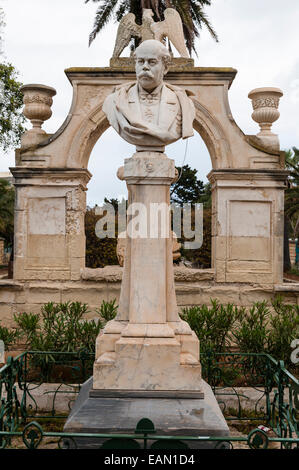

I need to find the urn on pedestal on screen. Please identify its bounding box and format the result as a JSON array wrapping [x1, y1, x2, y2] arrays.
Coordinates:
[[248, 87, 283, 150], [21, 84, 56, 147]]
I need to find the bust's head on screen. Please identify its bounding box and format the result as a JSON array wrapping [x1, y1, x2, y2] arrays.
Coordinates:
[[134, 40, 171, 92]]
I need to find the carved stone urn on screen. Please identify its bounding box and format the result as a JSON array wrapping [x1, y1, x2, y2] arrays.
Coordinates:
[[248, 87, 283, 150], [21, 84, 56, 147]]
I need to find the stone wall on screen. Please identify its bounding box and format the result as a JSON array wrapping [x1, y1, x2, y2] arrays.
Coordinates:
[[0, 266, 298, 327]]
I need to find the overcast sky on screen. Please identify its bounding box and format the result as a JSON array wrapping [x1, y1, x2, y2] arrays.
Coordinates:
[[1, 0, 299, 205]]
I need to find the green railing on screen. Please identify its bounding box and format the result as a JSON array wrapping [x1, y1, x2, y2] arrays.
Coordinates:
[[202, 351, 299, 437], [0, 350, 298, 449]]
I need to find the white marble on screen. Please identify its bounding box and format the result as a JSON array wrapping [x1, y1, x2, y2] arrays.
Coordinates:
[[103, 40, 195, 152]]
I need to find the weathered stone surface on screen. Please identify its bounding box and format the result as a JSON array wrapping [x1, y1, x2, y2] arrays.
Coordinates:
[[63, 378, 229, 449], [20, 84, 56, 148], [1, 279, 298, 327], [11, 64, 287, 294], [248, 87, 283, 151], [208, 170, 287, 285], [81, 266, 122, 282], [94, 336, 202, 391], [81, 265, 215, 282], [11, 168, 90, 283]]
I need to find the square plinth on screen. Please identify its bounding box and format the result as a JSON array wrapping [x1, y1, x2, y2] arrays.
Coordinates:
[[63, 377, 229, 449]]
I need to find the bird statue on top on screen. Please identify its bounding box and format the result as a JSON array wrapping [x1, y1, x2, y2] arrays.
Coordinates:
[[112, 8, 189, 59], [103, 39, 195, 152]]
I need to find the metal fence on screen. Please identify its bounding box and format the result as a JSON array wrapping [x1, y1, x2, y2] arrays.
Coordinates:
[[0, 350, 298, 449]]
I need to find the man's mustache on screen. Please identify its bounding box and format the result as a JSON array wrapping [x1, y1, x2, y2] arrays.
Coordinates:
[[138, 72, 154, 79]]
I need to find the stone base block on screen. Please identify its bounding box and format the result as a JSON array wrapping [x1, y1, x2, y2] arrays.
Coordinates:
[[63, 377, 229, 449], [93, 336, 201, 390]]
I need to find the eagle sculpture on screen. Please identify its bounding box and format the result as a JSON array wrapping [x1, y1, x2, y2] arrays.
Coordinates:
[[112, 8, 189, 58]]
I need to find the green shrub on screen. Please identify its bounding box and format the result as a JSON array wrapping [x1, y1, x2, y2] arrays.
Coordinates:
[[231, 301, 270, 354], [181, 297, 299, 370], [13, 311, 40, 343], [14, 301, 103, 354], [268, 296, 299, 366], [7, 296, 299, 373], [96, 299, 118, 323], [0, 324, 21, 350], [180, 299, 243, 354]]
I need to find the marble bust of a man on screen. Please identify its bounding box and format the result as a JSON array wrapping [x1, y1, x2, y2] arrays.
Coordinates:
[[102, 39, 195, 151]]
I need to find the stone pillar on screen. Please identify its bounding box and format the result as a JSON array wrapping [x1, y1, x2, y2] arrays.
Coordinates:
[[208, 169, 288, 285], [10, 167, 91, 281], [93, 152, 202, 391]]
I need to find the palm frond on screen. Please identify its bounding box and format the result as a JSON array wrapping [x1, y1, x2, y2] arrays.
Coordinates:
[[87, 0, 219, 53], [190, 2, 218, 41], [89, 0, 119, 46], [115, 0, 130, 21]]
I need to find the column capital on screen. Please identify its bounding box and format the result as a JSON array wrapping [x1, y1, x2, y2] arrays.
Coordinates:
[[124, 152, 175, 185]]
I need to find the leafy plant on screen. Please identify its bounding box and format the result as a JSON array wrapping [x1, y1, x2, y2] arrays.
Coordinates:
[[0, 324, 21, 350], [13, 312, 40, 343], [268, 296, 299, 366], [15, 301, 103, 355], [180, 299, 243, 354], [96, 299, 118, 322], [0, 63, 26, 152], [14, 301, 103, 380], [231, 301, 270, 354], [181, 297, 299, 372]]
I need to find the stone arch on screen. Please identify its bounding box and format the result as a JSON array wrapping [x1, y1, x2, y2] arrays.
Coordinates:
[[12, 68, 287, 287], [193, 100, 232, 170]]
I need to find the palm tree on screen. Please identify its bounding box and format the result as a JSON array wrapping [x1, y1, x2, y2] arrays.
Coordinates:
[[85, 0, 218, 55]]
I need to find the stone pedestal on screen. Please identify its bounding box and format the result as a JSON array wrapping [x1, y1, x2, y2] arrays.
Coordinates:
[[10, 167, 90, 282], [93, 151, 202, 392], [63, 377, 229, 449], [208, 169, 288, 285], [63, 150, 229, 446]]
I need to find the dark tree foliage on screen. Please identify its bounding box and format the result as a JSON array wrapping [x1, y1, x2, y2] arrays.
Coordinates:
[[85, 165, 212, 268], [170, 164, 205, 205], [85, 0, 218, 55], [104, 196, 121, 211], [171, 164, 211, 267], [0, 179, 14, 248], [85, 205, 119, 268], [180, 207, 211, 268], [285, 147, 299, 239], [283, 147, 299, 271], [0, 63, 25, 152]]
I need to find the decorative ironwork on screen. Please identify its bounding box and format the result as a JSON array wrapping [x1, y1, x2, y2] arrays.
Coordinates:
[[22, 421, 43, 449], [0, 350, 298, 449]]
